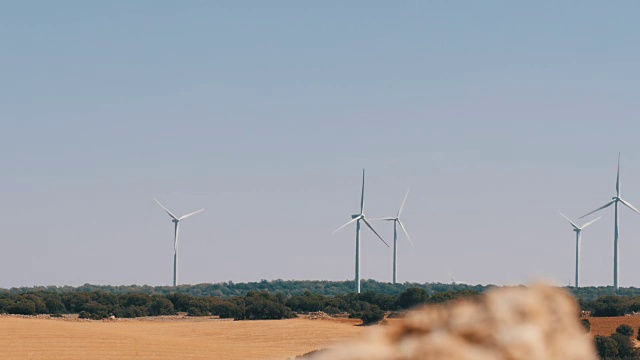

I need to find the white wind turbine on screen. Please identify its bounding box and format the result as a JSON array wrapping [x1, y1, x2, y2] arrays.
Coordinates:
[[372, 190, 413, 284], [580, 153, 640, 290], [155, 199, 204, 287], [448, 272, 466, 285], [334, 169, 389, 293], [558, 211, 600, 288]]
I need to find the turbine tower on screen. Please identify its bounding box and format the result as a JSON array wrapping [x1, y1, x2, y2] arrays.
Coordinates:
[[155, 199, 204, 287], [558, 211, 600, 288], [580, 153, 640, 290], [334, 169, 389, 293], [372, 190, 413, 284]]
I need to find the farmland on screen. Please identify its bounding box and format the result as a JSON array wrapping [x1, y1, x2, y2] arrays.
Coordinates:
[[0, 316, 362, 360], [588, 316, 640, 338]]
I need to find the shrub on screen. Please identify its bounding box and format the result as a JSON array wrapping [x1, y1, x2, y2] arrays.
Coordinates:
[[396, 288, 428, 309], [147, 297, 175, 316], [359, 305, 384, 325], [245, 299, 296, 320], [616, 324, 634, 337], [121, 306, 147, 318], [322, 306, 341, 315], [611, 332, 638, 359], [581, 319, 591, 332], [211, 302, 243, 320], [11, 299, 36, 315], [187, 307, 208, 316], [594, 335, 619, 359]]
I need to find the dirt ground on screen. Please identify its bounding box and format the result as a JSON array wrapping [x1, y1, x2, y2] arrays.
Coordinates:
[[587, 316, 640, 338], [0, 316, 363, 360]]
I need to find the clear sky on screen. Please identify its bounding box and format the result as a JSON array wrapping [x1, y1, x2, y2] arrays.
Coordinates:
[[2, 1, 640, 288]]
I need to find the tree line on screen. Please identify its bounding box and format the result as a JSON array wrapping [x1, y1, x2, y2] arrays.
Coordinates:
[[2, 280, 638, 301], [580, 295, 640, 317], [592, 323, 640, 359], [0, 280, 488, 298], [0, 287, 479, 323]]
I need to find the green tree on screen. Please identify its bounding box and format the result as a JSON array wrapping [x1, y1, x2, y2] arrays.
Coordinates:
[[616, 324, 634, 337], [147, 297, 175, 316], [594, 335, 619, 359], [245, 299, 296, 320], [359, 305, 384, 325], [11, 299, 36, 315], [396, 288, 428, 309], [611, 332, 638, 359], [211, 302, 243, 320]]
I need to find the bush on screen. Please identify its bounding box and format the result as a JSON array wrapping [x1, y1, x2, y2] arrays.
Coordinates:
[[359, 305, 384, 325], [322, 306, 341, 315], [581, 319, 591, 333], [616, 324, 634, 337], [211, 302, 243, 320], [147, 297, 175, 316], [396, 288, 428, 309], [428, 290, 479, 304], [121, 306, 147, 318], [611, 332, 638, 359], [595, 335, 619, 359], [187, 307, 208, 316], [11, 300, 36, 315], [245, 299, 296, 320], [78, 310, 108, 320]]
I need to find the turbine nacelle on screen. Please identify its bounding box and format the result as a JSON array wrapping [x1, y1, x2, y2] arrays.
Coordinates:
[[351, 214, 362, 219]]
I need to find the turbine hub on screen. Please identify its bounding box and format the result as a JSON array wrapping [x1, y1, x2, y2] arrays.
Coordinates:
[[613, 196, 619, 201]]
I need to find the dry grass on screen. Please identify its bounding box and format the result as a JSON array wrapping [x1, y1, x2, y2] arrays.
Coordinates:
[[0, 317, 362, 360]]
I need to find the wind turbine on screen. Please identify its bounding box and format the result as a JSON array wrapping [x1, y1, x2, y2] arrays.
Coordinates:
[[448, 272, 466, 285], [334, 169, 389, 293], [155, 199, 204, 287], [558, 211, 600, 288], [372, 190, 413, 284], [580, 153, 640, 290]]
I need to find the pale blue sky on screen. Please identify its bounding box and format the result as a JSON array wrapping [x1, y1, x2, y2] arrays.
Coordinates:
[[2, 2, 640, 288]]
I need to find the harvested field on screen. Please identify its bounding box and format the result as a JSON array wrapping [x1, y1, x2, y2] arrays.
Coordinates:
[[587, 316, 640, 337], [0, 316, 363, 360]]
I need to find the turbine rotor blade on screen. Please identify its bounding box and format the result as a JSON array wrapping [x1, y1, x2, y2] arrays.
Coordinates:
[[558, 211, 579, 230], [362, 217, 389, 247], [580, 200, 615, 219], [616, 152, 621, 197], [580, 217, 601, 230], [368, 217, 396, 221], [620, 198, 640, 216], [154, 199, 178, 220], [397, 190, 410, 218], [360, 169, 365, 214], [397, 219, 413, 247], [179, 208, 204, 221], [334, 217, 359, 234]]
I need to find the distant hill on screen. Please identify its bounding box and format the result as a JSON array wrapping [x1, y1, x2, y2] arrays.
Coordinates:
[[0, 279, 635, 300]]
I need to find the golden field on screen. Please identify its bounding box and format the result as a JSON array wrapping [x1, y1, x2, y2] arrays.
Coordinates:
[[0, 316, 363, 360]]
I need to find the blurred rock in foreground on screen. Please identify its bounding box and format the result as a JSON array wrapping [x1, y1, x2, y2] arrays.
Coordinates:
[[311, 284, 596, 360]]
